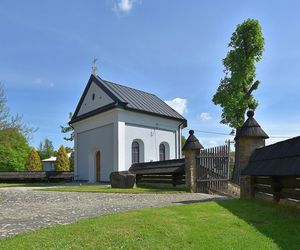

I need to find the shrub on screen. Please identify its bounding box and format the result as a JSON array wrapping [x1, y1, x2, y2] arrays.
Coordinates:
[[55, 145, 70, 171], [0, 128, 30, 171], [25, 148, 42, 171]]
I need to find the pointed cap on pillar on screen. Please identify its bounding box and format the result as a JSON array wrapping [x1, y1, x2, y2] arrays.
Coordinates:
[[183, 130, 204, 151], [235, 110, 269, 140]]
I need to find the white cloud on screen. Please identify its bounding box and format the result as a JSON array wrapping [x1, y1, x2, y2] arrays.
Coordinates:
[[112, 0, 139, 14], [34, 78, 42, 85], [198, 112, 212, 122], [208, 140, 218, 147], [165, 98, 188, 115], [33, 78, 54, 88]]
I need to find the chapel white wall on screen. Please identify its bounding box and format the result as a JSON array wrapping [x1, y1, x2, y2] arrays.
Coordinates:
[[73, 110, 118, 182], [73, 108, 184, 181], [118, 110, 182, 171], [76, 124, 114, 182]]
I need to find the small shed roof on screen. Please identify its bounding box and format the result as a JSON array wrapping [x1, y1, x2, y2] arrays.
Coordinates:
[[182, 130, 204, 151], [41, 156, 57, 162], [129, 159, 185, 174], [235, 110, 269, 139], [42, 153, 71, 162], [242, 136, 300, 176]]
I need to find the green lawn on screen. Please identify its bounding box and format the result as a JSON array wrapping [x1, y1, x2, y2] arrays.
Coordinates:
[[39, 184, 186, 193], [1, 199, 299, 249], [0, 183, 63, 188]]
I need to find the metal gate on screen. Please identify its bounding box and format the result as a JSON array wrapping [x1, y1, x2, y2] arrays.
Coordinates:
[[196, 143, 230, 193]]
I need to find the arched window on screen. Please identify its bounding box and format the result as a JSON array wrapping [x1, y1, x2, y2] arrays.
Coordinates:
[[159, 143, 166, 161], [132, 141, 140, 163]]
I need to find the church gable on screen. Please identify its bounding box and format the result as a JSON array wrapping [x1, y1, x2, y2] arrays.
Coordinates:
[[70, 74, 186, 126], [77, 81, 114, 116]]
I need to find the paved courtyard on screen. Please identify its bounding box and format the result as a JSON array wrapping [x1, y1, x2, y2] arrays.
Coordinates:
[[0, 187, 227, 239]]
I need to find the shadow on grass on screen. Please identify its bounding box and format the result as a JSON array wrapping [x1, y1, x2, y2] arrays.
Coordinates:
[[216, 199, 300, 250], [173, 196, 230, 204]]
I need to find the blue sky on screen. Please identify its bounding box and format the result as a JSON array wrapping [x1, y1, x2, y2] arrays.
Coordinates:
[[1, 0, 300, 149]]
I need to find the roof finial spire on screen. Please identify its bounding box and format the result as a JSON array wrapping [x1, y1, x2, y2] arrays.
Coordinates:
[[92, 57, 98, 75]]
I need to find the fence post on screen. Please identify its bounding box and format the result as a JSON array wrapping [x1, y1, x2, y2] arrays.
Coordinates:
[[235, 111, 269, 199], [182, 130, 204, 193], [271, 176, 282, 202]]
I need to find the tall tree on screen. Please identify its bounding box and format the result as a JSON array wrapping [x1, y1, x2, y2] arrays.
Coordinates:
[[65, 147, 73, 153], [60, 112, 74, 141], [55, 145, 70, 171], [37, 138, 54, 159], [0, 128, 30, 171], [0, 83, 9, 129], [212, 19, 265, 130], [25, 148, 42, 171]]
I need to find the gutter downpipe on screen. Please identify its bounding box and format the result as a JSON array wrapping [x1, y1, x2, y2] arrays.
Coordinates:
[[178, 120, 186, 159]]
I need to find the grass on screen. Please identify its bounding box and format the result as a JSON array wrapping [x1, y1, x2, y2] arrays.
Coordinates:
[[39, 184, 186, 193], [1, 199, 300, 249], [0, 183, 64, 188]]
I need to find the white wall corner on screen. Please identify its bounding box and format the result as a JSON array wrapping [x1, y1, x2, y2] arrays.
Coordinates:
[[113, 122, 119, 172], [178, 126, 183, 158], [117, 121, 126, 171]]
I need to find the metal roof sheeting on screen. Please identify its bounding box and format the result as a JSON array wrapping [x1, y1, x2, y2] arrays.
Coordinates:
[[99, 77, 186, 121], [71, 75, 187, 124]]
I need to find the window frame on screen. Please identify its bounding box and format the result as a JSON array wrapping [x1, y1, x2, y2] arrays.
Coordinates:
[[132, 141, 140, 163], [159, 143, 166, 161]]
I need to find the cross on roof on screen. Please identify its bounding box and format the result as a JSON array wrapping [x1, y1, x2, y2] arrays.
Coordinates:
[[92, 57, 98, 75]]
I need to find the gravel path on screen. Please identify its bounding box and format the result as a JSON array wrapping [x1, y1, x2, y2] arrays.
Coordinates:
[[0, 187, 227, 239]]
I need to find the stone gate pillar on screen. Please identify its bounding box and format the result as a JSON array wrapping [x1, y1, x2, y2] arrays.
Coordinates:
[[235, 110, 269, 199], [182, 130, 203, 193]]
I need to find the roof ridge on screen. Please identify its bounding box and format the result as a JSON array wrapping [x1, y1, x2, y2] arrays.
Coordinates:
[[255, 136, 300, 151]]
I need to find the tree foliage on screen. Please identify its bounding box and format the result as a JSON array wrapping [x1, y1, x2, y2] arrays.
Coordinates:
[[0, 128, 30, 171], [212, 19, 265, 129], [69, 151, 74, 171], [37, 138, 54, 159], [0, 84, 9, 129], [55, 145, 70, 171], [25, 148, 42, 171], [60, 112, 74, 141], [65, 147, 73, 153]]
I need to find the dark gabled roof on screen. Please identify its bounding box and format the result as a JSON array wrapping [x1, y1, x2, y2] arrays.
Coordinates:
[[70, 74, 187, 125], [235, 110, 269, 139], [101, 78, 186, 121], [242, 136, 300, 176], [129, 159, 185, 174]]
